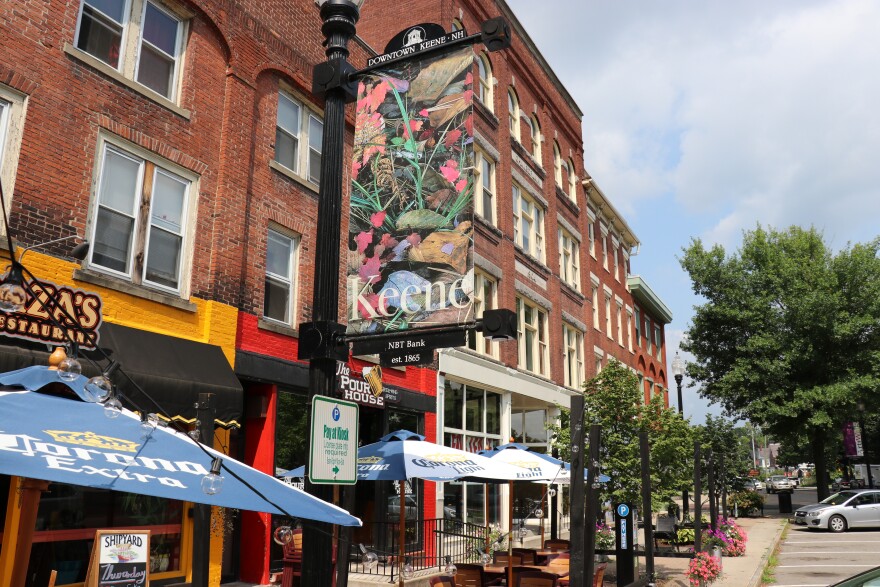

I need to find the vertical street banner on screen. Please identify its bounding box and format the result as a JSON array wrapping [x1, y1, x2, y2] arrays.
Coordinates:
[[348, 28, 475, 335], [843, 421, 864, 457]]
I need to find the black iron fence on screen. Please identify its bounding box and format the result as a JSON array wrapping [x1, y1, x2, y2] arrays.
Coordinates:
[[348, 518, 490, 576]]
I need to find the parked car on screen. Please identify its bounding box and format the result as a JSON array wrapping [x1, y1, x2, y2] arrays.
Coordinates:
[[767, 475, 796, 494], [386, 495, 418, 519], [743, 478, 764, 491], [832, 478, 866, 492], [793, 489, 880, 532], [829, 565, 880, 586]]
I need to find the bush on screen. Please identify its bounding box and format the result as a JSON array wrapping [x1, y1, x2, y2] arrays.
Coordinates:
[[729, 490, 764, 516]]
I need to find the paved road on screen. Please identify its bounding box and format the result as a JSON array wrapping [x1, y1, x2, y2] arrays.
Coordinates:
[[764, 488, 880, 586]]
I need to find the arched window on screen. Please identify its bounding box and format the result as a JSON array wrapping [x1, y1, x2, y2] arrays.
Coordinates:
[[553, 141, 563, 188], [507, 88, 520, 139], [476, 53, 493, 112], [530, 115, 542, 162], [567, 159, 578, 201], [451, 19, 464, 32]]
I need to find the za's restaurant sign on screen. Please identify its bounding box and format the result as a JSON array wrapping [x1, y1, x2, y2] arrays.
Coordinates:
[[336, 362, 400, 408], [0, 278, 103, 348], [347, 23, 474, 336]]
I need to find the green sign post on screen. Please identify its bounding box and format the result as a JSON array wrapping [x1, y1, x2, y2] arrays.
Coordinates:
[[309, 396, 359, 484]]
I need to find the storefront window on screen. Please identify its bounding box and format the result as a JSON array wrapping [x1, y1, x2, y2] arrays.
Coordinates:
[[465, 386, 484, 432], [444, 381, 464, 430], [272, 390, 310, 568], [511, 409, 548, 447], [486, 393, 501, 436]]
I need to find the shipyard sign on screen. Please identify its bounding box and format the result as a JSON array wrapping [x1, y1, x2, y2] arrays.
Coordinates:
[[336, 362, 400, 408], [0, 278, 103, 348]]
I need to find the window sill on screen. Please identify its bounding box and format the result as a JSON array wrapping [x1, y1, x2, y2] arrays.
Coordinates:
[[556, 187, 580, 215], [513, 244, 551, 277], [269, 159, 320, 196], [474, 215, 503, 244], [474, 99, 499, 128], [510, 140, 546, 180], [63, 44, 191, 120], [561, 282, 585, 302], [258, 317, 298, 338], [73, 268, 197, 312]]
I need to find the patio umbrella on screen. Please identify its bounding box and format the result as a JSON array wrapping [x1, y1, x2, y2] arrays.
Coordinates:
[[0, 366, 361, 526]]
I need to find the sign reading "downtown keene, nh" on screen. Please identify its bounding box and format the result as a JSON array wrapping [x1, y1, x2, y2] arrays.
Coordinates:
[[347, 23, 475, 339]]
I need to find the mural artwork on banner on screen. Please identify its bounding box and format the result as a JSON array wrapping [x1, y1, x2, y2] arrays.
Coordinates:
[[347, 40, 475, 334]]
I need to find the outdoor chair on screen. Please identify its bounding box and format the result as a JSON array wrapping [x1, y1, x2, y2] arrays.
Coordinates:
[[494, 552, 524, 566], [431, 576, 457, 587], [653, 515, 679, 552], [516, 570, 558, 587], [542, 539, 569, 550], [281, 529, 303, 587], [592, 563, 607, 587], [455, 563, 494, 587], [512, 548, 537, 565]]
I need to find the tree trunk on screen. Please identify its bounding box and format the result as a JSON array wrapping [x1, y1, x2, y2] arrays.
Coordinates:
[[812, 431, 830, 500]]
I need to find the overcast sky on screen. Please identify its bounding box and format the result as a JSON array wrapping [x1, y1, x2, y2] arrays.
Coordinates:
[[505, 0, 880, 424]]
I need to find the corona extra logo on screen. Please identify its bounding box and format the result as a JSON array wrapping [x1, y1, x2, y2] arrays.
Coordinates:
[[425, 453, 470, 463], [362, 366, 383, 397], [358, 456, 383, 464], [44, 430, 138, 453]]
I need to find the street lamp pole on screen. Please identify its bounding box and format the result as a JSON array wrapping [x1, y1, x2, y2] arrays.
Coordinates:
[[672, 352, 688, 520]]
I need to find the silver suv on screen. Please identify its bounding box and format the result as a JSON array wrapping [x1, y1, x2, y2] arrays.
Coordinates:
[[767, 475, 795, 494]]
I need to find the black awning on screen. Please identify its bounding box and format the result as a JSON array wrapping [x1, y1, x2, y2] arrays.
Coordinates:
[[0, 323, 243, 425]]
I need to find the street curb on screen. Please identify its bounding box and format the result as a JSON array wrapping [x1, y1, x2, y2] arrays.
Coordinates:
[[747, 519, 787, 587]]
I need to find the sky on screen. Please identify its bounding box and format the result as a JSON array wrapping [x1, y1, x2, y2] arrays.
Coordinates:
[[505, 0, 880, 424]]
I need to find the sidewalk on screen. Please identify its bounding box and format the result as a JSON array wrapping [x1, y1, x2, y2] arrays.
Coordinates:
[[601, 516, 787, 587]]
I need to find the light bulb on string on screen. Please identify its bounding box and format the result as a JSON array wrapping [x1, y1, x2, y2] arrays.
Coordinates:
[[444, 555, 457, 575], [201, 457, 224, 495], [84, 361, 119, 403], [273, 526, 293, 545], [58, 345, 82, 381], [480, 551, 491, 565], [188, 427, 201, 441], [0, 263, 28, 313], [535, 508, 544, 519], [140, 412, 159, 436], [359, 544, 378, 570], [570, 444, 580, 454], [103, 393, 123, 419], [547, 488, 557, 498], [401, 556, 414, 579]]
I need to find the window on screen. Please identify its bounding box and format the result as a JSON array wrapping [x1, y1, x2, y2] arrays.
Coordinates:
[[1, 84, 28, 212], [0, 99, 9, 165], [604, 293, 612, 338], [466, 271, 498, 358], [507, 89, 520, 138], [513, 184, 544, 261], [602, 230, 609, 271], [626, 309, 633, 352], [613, 244, 620, 281], [75, 0, 186, 100], [474, 149, 495, 225], [588, 221, 595, 258], [529, 115, 542, 162], [516, 297, 549, 376], [451, 18, 464, 31], [511, 409, 548, 448], [635, 307, 641, 346], [654, 325, 663, 360], [475, 53, 494, 112], [616, 302, 623, 346], [595, 352, 603, 374], [591, 285, 600, 330], [553, 142, 563, 188], [275, 91, 323, 185], [558, 228, 580, 290], [264, 228, 300, 324], [563, 323, 584, 388], [645, 317, 652, 354], [87, 139, 194, 294], [567, 159, 578, 202]]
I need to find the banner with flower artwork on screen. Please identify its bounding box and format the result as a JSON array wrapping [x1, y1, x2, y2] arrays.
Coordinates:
[[348, 44, 475, 334]]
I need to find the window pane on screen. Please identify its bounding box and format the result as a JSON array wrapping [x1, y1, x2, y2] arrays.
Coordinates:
[[84, 0, 125, 22], [308, 116, 323, 184], [511, 412, 523, 442], [486, 392, 500, 435], [466, 482, 485, 526], [465, 387, 483, 432], [142, 3, 178, 55], [524, 329, 534, 371], [524, 410, 545, 444], [137, 44, 174, 97], [264, 277, 290, 322], [444, 381, 463, 429], [145, 228, 181, 288], [266, 231, 292, 278], [275, 129, 298, 170], [93, 207, 134, 272], [77, 5, 124, 68], [99, 149, 140, 215], [151, 170, 186, 234], [277, 94, 300, 135]]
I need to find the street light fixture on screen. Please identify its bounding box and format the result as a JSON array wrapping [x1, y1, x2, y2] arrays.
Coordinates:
[[671, 352, 688, 520]]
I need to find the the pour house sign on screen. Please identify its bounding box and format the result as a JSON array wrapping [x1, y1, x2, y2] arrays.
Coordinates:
[[0, 278, 103, 349]]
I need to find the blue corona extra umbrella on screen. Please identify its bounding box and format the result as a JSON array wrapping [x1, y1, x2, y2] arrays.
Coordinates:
[[0, 366, 360, 526]]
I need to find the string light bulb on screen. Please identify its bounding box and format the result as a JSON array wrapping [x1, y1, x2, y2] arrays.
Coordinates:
[[444, 555, 457, 575], [0, 263, 28, 313], [359, 543, 378, 570], [401, 556, 414, 579], [58, 346, 82, 381], [103, 393, 122, 419], [480, 551, 491, 565], [85, 361, 119, 403], [273, 526, 293, 545], [535, 508, 544, 519], [201, 457, 224, 495], [548, 488, 557, 498]]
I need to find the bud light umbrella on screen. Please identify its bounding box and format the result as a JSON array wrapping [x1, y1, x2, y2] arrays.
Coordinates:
[[0, 366, 361, 526]]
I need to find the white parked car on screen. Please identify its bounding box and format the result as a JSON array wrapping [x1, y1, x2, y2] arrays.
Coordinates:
[[767, 475, 795, 494]]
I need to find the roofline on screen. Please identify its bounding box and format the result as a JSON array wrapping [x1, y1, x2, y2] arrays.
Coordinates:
[[627, 275, 673, 324], [583, 175, 639, 249]]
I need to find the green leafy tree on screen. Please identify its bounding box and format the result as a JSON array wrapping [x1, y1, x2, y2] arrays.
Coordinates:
[[697, 416, 751, 495], [550, 360, 694, 512], [680, 226, 880, 498]]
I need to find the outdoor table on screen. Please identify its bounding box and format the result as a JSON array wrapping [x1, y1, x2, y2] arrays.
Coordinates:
[[534, 549, 569, 564], [483, 564, 570, 578]]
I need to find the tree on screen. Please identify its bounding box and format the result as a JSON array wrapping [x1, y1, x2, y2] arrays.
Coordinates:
[[550, 359, 694, 512], [680, 226, 880, 499], [698, 416, 751, 495]]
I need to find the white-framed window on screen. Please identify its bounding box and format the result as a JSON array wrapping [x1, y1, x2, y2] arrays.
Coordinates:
[[264, 227, 300, 325], [588, 221, 595, 258], [275, 91, 323, 185], [507, 88, 520, 138], [553, 142, 563, 188], [616, 302, 624, 346], [604, 293, 612, 339], [513, 184, 544, 261], [87, 137, 195, 295], [645, 317, 652, 354], [635, 307, 641, 346], [529, 115, 542, 162], [563, 323, 584, 389], [516, 296, 549, 377], [0, 85, 27, 211], [626, 309, 634, 352], [511, 408, 549, 449], [466, 271, 499, 358], [613, 244, 620, 281], [74, 0, 187, 100], [558, 227, 580, 291], [567, 159, 578, 202], [0, 99, 9, 165], [602, 231, 609, 271], [595, 352, 603, 374], [474, 148, 495, 225], [654, 325, 663, 361], [591, 285, 599, 330], [475, 53, 494, 112]]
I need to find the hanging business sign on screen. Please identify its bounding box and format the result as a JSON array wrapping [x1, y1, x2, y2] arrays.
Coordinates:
[[0, 278, 102, 348], [309, 395, 358, 485], [347, 24, 475, 337], [84, 529, 150, 587], [336, 361, 400, 408]]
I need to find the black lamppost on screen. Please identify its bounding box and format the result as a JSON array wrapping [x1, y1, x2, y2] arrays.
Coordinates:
[[858, 401, 874, 489], [672, 352, 688, 519], [299, 1, 364, 585]]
